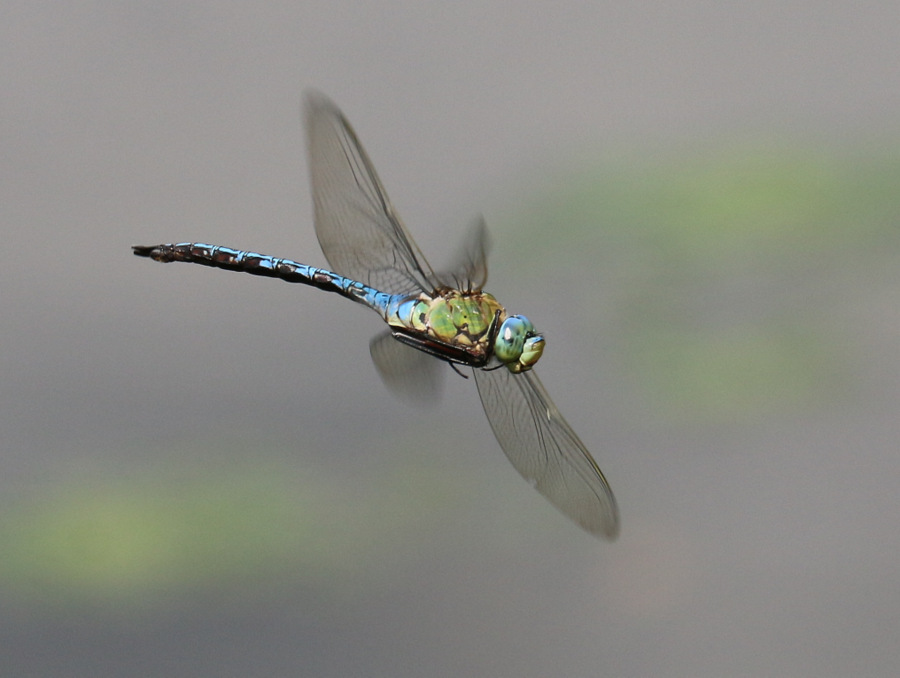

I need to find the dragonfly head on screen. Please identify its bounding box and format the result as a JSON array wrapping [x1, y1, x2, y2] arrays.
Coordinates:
[[494, 314, 545, 373]]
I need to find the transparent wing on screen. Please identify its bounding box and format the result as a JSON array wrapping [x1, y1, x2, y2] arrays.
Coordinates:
[[369, 330, 444, 406], [434, 216, 491, 293], [473, 367, 619, 539], [305, 91, 439, 295]]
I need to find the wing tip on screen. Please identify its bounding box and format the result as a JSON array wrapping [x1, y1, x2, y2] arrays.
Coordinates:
[[599, 521, 620, 541], [584, 513, 620, 541], [303, 89, 341, 124]]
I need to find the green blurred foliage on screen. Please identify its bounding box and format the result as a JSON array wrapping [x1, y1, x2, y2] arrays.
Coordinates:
[[0, 445, 417, 608], [505, 141, 900, 423], [0, 429, 528, 611], [0, 456, 343, 607]]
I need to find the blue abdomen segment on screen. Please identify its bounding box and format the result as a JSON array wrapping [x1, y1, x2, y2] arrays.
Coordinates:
[[132, 242, 397, 316]]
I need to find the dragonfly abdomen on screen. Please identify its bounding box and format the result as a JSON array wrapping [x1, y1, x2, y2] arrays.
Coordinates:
[[132, 243, 394, 314]]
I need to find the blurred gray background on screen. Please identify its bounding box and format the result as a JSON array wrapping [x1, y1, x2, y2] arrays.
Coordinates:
[[2, 2, 900, 676]]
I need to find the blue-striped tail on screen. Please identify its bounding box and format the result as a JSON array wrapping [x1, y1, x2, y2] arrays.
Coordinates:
[[132, 243, 395, 316]]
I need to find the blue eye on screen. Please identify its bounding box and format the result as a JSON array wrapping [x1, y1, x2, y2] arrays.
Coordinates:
[[493, 314, 542, 371], [494, 316, 528, 363]]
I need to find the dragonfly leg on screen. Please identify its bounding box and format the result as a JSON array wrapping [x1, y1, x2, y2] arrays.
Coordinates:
[[449, 363, 470, 379], [390, 328, 487, 368]]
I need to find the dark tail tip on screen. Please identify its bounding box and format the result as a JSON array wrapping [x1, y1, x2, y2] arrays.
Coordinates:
[[132, 245, 157, 257]]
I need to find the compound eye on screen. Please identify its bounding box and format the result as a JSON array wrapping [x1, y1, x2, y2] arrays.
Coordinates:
[[494, 316, 530, 363]]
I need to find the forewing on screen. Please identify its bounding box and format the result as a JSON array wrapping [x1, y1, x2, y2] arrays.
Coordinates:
[[369, 330, 444, 406], [435, 216, 491, 293], [305, 91, 438, 295], [473, 367, 619, 539]]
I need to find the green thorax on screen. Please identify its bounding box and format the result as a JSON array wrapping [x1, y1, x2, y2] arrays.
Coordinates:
[[386, 290, 506, 360]]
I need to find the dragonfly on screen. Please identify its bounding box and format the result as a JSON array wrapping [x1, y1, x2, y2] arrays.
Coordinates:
[[133, 91, 619, 539]]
